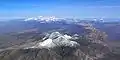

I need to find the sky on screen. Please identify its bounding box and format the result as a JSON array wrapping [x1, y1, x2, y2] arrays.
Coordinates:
[[0, 0, 120, 19]]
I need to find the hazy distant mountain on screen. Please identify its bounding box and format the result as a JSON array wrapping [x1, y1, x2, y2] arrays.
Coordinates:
[[0, 18, 87, 49], [0, 17, 120, 41], [93, 22, 120, 41]]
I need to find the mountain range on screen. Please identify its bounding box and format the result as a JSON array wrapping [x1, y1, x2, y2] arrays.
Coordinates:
[[0, 16, 120, 60]]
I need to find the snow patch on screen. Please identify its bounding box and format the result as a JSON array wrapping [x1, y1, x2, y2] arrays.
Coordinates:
[[39, 39, 56, 48], [64, 34, 72, 39]]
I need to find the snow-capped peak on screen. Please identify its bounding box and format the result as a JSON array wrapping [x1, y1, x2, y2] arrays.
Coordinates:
[[24, 16, 64, 23], [29, 32, 79, 48]]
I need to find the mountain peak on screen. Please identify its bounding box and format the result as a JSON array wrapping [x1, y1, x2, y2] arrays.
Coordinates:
[[27, 32, 79, 48], [24, 16, 64, 23]]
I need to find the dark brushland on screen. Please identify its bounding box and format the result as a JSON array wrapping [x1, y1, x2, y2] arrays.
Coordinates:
[[0, 18, 120, 60]]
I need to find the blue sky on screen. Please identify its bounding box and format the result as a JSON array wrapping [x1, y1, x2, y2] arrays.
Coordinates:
[[0, 0, 120, 19]]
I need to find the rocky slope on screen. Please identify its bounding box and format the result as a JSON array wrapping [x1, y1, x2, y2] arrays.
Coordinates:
[[0, 29, 114, 60]]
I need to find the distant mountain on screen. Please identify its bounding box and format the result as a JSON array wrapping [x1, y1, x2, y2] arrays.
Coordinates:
[[24, 16, 64, 22], [0, 17, 120, 41], [93, 22, 120, 41], [0, 18, 86, 35], [0, 19, 87, 49]]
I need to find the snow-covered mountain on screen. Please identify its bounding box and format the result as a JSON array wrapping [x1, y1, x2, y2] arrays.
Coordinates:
[[26, 32, 79, 49], [24, 16, 81, 24], [24, 16, 66, 23]]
